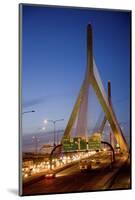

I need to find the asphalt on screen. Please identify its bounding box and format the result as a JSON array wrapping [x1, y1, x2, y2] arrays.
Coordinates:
[[110, 158, 131, 189], [22, 153, 130, 195]]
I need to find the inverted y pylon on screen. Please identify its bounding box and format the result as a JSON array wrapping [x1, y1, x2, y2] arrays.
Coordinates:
[[63, 24, 128, 152]]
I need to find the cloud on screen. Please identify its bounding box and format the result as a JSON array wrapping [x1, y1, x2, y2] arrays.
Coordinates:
[[22, 90, 76, 108], [23, 96, 48, 108]]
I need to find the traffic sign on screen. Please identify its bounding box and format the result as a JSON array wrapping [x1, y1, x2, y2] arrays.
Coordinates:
[[62, 137, 78, 152], [62, 133, 101, 152], [88, 133, 101, 150]]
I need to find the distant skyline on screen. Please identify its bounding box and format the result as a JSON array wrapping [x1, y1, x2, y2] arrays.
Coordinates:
[[21, 5, 131, 151]]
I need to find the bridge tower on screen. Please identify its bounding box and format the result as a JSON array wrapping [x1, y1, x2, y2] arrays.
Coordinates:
[[63, 24, 128, 152]]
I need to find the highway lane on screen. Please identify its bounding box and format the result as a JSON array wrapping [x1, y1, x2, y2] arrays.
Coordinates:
[[23, 152, 129, 195], [110, 158, 131, 189], [23, 165, 107, 195]]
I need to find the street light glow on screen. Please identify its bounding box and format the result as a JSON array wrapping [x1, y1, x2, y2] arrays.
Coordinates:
[[43, 118, 64, 147], [44, 119, 48, 124]]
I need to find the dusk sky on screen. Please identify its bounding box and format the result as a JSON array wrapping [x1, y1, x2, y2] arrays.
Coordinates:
[[21, 5, 131, 150]]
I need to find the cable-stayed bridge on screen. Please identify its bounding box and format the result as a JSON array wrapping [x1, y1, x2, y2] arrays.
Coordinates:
[[62, 24, 128, 152], [23, 24, 130, 195]]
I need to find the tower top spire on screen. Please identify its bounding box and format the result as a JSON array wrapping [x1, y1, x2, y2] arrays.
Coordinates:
[[87, 24, 93, 74]]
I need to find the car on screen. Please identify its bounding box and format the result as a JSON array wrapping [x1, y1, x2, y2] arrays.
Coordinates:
[[96, 159, 101, 165], [45, 171, 56, 179], [79, 159, 92, 172]]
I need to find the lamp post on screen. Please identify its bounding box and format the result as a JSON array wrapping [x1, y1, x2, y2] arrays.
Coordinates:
[[22, 110, 35, 114], [44, 119, 64, 146], [32, 135, 40, 154], [32, 135, 40, 168]]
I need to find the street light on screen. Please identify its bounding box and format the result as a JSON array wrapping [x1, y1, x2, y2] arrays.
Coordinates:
[[44, 118, 64, 146], [32, 127, 46, 153], [37, 127, 46, 132], [22, 110, 35, 114], [44, 119, 48, 124], [32, 135, 40, 154]]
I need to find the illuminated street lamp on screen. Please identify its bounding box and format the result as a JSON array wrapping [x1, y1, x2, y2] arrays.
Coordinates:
[[44, 119, 48, 124], [32, 127, 45, 155], [44, 118, 64, 146], [38, 127, 46, 132]]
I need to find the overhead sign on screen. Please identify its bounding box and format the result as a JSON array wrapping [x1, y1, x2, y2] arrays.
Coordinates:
[[62, 137, 78, 152], [115, 143, 120, 148], [62, 133, 101, 152], [88, 133, 101, 150], [80, 138, 87, 150]]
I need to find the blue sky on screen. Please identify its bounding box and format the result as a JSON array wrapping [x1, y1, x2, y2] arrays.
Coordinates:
[[21, 5, 131, 148]]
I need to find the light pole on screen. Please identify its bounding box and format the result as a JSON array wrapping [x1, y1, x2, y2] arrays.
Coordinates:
[[44, 119, 64, 146], [22, 110, 35, 114], [32, 135, 40, 168], [32, 135, 40, 154]]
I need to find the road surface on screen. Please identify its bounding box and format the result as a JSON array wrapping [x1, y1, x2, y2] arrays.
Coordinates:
[[23, 152, 130, 195], [110, 158, 131, 189]]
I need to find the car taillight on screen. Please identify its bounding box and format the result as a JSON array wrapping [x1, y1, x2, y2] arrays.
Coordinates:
[[46, 174, 52, 177]]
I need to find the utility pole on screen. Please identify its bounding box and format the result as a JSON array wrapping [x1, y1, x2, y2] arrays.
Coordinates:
[[44, 119, 64, 146], [32, 135, 40, 154]]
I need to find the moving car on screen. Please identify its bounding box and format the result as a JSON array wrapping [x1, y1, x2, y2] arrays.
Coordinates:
[[45, 170, 56, 179], [79, 159, 92, 171]]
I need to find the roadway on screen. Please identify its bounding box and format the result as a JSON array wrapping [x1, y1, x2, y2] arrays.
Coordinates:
[[110, 158, 131, 189], [23, 152, 130, 195]]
